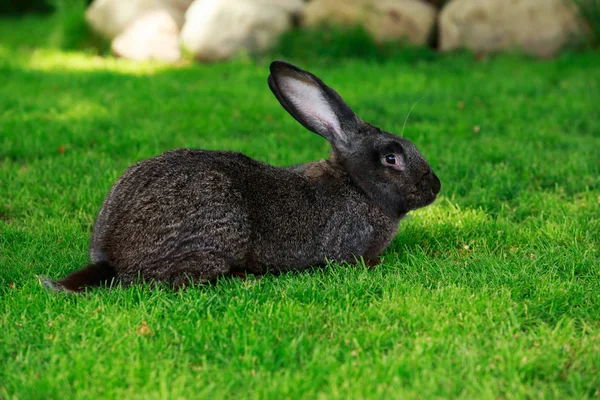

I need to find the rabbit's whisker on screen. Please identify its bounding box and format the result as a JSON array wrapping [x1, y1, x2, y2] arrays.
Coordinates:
[[401, 96, 424, 137]]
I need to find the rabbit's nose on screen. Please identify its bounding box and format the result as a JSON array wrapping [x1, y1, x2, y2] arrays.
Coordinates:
[[430, 171, 441, 194]]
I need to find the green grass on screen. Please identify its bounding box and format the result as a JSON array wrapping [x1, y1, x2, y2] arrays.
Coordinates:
[[1, 16, 599, 400]]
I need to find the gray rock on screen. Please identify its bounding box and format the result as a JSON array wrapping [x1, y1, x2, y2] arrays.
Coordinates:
[[302, 0, 437, 45], [112, 10, 181, 63], [439, 0, 586, 58], [180, 0, 304, 61], [86, 0, 193, 40]]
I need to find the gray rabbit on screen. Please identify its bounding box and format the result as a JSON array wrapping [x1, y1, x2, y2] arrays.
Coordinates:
[[43, 61, 440, 292]]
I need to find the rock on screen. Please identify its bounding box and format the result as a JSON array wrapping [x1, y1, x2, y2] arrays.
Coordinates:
[[112, 10, 181, 62], [86, 0, 193, 40], [180, 0, 304, 61], [161, 0, 196, 27], [439, 0, 585, 58], [302, 0, 437, 45]]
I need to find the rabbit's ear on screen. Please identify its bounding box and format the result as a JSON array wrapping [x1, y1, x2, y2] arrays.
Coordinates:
[[268, 61, 359, 151]]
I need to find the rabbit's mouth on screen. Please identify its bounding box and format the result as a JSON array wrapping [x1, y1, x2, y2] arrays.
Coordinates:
[[406, 192, 437, 211], [405, 171, 440, 211]]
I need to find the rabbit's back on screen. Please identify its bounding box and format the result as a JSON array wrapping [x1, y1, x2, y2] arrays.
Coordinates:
[[90, 149, 255, 283]]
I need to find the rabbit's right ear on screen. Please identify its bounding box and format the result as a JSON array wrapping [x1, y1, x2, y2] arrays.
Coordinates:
[[268, 61, 360, 151]]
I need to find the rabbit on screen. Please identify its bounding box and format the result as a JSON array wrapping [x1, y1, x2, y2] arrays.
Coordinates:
[[42, 60, 441, 292]]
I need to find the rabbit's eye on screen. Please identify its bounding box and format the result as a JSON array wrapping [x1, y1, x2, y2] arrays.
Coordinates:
[[385, 154, 397, 165], [382, 153, 404, 170]]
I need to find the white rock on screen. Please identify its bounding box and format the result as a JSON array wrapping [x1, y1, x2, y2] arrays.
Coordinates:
[[439, 0, 585, 58], [180, 0, 304, 61], [86, 0, 194, 40], [112, 10, 181, 62], [162, 0, 196, 27], [302, 0, 437, 45]]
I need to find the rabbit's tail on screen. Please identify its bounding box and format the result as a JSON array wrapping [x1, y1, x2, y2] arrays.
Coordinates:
[[40, 261, 117, 293]]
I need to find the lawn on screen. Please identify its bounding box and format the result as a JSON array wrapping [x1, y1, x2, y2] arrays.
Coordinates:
[[1, 16, 599, 399]]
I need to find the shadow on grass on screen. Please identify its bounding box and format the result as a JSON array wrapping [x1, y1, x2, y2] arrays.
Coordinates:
[[389, 202, 599, 329]]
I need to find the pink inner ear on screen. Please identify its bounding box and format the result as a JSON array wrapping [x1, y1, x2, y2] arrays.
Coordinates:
[[279, 74, 345, 143]]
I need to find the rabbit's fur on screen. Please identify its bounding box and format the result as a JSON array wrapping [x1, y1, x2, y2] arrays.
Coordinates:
[[43, 61, 440, 292]]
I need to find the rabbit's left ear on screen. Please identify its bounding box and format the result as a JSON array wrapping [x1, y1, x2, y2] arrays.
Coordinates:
[[268, 60, 360, 151]]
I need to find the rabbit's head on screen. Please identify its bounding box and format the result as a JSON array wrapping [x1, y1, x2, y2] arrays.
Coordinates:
[[268, 61, 440, 219]]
